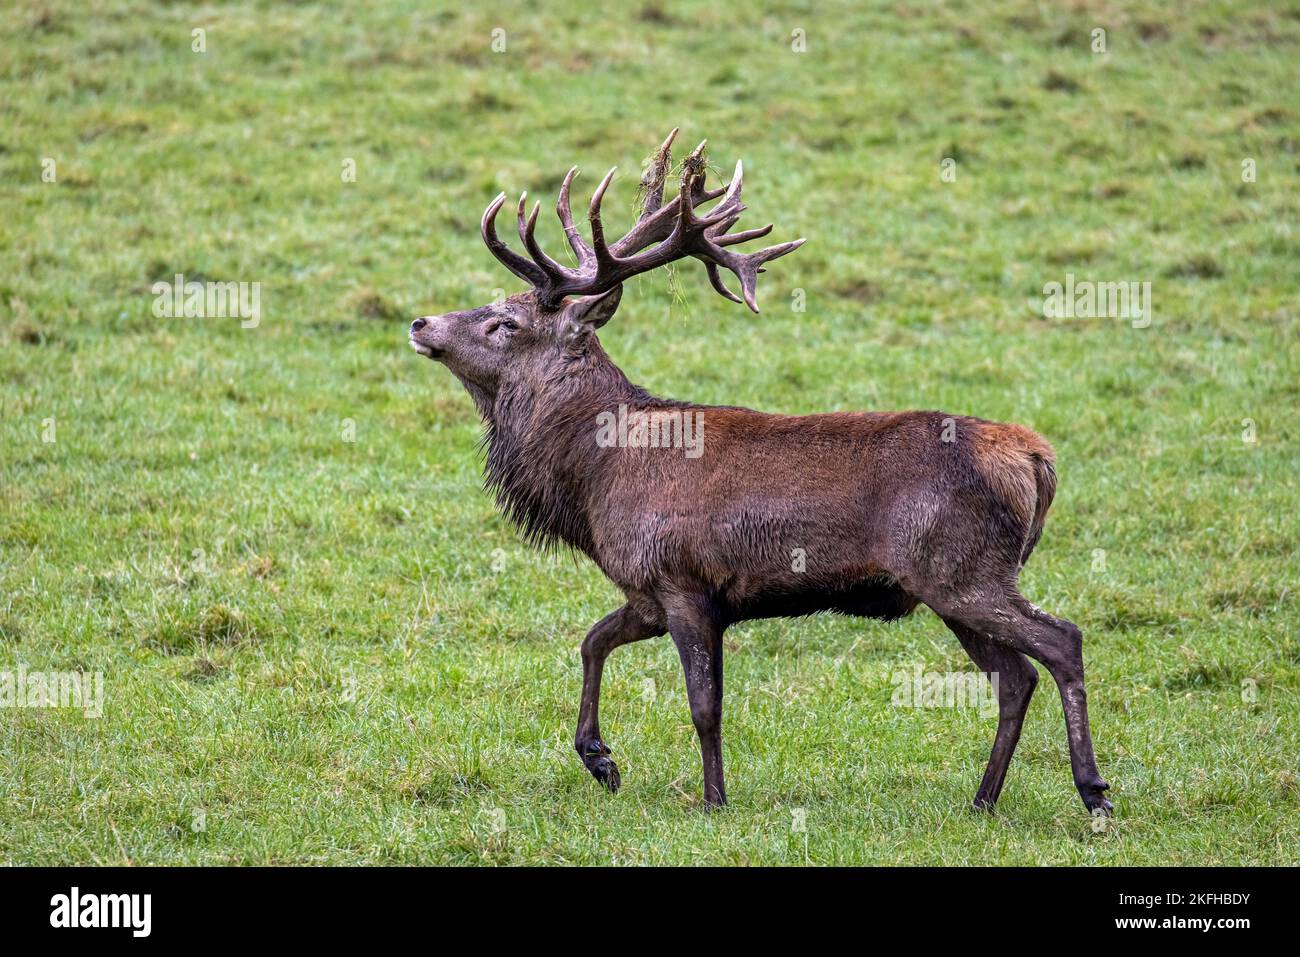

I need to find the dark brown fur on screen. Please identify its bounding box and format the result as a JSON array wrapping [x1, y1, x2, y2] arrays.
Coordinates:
[[409, 133, 1110, 814]]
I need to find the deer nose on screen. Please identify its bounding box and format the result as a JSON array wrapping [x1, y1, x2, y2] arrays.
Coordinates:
[[410, 317, 428, 333]]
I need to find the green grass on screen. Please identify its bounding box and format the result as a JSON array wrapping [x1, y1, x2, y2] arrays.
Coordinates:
[[2, 0, 1298, 865]]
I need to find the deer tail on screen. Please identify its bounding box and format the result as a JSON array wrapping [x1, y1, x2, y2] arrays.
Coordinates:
[[969, 421, 1057, 570], [1020, 453, 1057, 568]]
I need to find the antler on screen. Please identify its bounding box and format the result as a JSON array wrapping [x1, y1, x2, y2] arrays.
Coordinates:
[[479, 129, 804, 313]]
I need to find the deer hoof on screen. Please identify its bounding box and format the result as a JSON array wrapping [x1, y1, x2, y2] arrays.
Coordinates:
[[1082, 781, 1113, 816], [1085, 796, 1114, 816], [586, 755, 621, 793]]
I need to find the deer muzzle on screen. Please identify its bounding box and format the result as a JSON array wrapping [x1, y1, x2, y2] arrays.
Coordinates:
[[409, 315, 446, 358]]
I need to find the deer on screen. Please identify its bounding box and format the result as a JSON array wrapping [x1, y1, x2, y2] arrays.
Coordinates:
[[408, 129, 1111, 815]]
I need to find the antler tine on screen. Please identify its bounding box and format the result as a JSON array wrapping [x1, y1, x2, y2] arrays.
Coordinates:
[[556, 167, 595, 269], [678, 140, 709, 218], [587, 167, 619, 268], [517, 193, 573, 282], [481, 192, 548, 286], [702, 261, 745, 304], [699, 160, 745, 230], [714, 224, 774, 247], [639, 127, 678, 217], [642, 143, 712, 248]]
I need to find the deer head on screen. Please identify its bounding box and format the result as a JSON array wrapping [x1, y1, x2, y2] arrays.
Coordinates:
[[409, 129, 805, 408]]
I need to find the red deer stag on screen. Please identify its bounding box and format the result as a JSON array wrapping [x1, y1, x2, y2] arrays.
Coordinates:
[[409, 130, 1111, 814]]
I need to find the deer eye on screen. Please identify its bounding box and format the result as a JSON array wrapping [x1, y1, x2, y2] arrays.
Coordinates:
[[485, 318, 518, 336]]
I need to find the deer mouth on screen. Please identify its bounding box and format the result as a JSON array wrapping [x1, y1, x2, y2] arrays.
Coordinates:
[[409, 338, 443, 359]]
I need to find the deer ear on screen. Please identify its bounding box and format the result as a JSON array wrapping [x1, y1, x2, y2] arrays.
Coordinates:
[[561, 286, 622, 343]]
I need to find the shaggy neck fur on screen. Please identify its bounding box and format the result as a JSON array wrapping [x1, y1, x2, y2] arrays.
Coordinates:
[[478, 339, 646, 553]]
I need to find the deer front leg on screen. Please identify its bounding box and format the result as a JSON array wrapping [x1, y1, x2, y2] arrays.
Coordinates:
[[575, 605, 660, 793], [666, 599, 727, 808]]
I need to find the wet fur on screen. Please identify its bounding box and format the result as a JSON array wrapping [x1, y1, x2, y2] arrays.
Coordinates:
[[481, 350, 1052, 630]]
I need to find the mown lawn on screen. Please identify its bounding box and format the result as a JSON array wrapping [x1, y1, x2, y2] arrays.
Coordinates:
[[1, 0, 1297, 864]]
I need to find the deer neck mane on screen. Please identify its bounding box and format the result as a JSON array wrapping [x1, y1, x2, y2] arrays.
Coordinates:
[[480, 341, 641, 553]]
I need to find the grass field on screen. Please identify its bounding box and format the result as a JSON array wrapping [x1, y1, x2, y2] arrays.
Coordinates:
[[1, 0, 1298, 865]]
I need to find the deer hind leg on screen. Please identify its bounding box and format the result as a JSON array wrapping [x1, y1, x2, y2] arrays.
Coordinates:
[[1006, 596, 1111, 815], [575, 605, 662, 793], [943, 618, 1039, 810], [929, 589, 1110, 815]]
